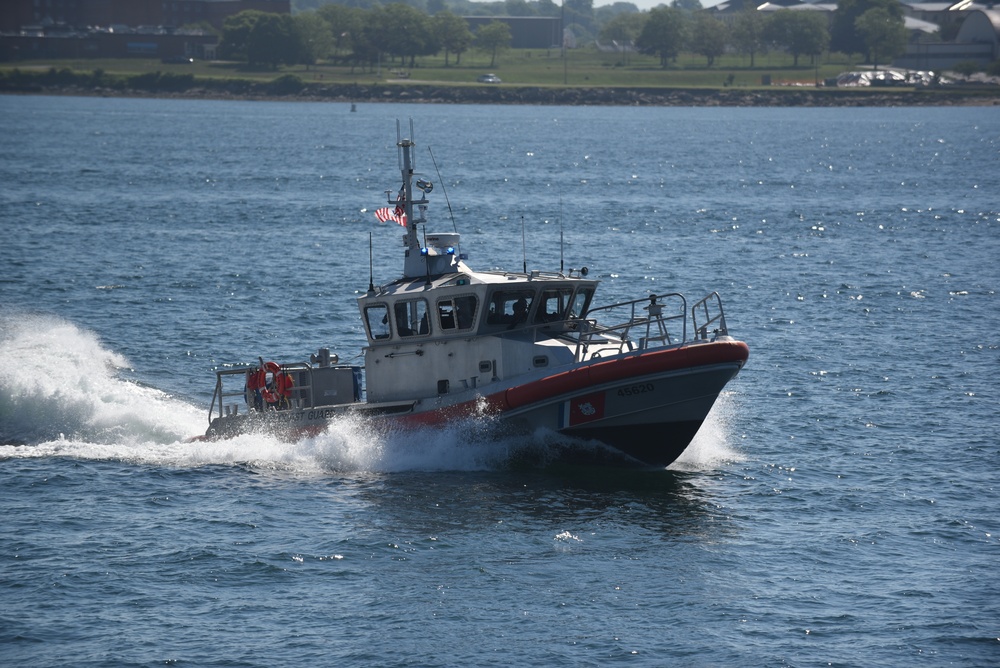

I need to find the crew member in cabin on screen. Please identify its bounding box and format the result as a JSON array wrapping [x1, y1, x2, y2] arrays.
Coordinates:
[[509, 298, 529, 329]]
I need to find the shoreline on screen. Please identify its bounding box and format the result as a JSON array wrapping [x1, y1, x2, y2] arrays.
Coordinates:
[[4, 80, 1000, 106]]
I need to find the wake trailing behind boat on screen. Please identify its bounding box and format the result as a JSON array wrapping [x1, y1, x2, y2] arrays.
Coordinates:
[[199, 123, 749, 468]]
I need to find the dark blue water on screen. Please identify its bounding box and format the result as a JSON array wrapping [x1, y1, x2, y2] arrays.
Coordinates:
[[1, 96, 998, 666]]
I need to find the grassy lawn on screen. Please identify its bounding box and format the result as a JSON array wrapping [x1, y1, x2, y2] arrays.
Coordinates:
[[1, 47, 865, 90]]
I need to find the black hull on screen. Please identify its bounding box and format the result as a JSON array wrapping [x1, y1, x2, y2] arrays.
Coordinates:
[[562, 420, 703, 468]]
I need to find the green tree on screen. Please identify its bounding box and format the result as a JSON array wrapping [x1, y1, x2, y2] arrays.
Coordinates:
[[564, 0, 597, 36], [595, 2, 641, 25], [831, 0, 903, 57], [316, 4, 366, 59], [432, 11, 474, 66], [635, 6, 688, 67], [475, 21, 512, 68], [505, 0, 537, 16], [598, 11, 646, 46], [293, 12, 334, 66], [247, 13, 298, 69], [535, 0, 560, 17], [731, 7, 766, 67], [855, 7, 907, 69], [371, 3, 437, 68], [219, 10, 267, 60], [689, 12, 728, 67], [599, 10, 645, 64], [764, 10, 829, 67]]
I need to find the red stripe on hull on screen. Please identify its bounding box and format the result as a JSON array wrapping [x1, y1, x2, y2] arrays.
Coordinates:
[[506, 340, 748, 410], [396, 340, 748, 428]]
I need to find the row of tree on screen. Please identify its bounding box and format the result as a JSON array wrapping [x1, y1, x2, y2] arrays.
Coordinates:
[[292, 0, 621, 43], [220, 0, 910, 71], [618, 0, 906, 69], [221, 5, 511, 69]]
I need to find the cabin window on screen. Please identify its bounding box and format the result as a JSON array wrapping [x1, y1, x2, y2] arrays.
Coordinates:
[[394, 298, 430, 337], [485, 289, 535, 330], [438, 295, 479, 332], [365, 304, 391, 340], [569, 287, 594, 319], [534, 288, 574, 323]]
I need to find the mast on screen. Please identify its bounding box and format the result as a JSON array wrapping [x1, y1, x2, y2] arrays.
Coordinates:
[[397, 123, 430, 279], [390, 121, 466, 281]]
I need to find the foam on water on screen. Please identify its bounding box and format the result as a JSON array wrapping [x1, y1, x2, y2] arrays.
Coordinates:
[[0, 314, 204, 447], [670, 390, 745, 471], [179, 416, 516, 474]]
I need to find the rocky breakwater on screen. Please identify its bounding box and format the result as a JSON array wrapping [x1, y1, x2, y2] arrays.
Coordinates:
[[4, 69, 999, 106], [317, 83, 1000, 107]]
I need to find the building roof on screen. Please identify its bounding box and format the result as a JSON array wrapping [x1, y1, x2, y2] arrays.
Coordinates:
[[955, 9, 1000, 43]]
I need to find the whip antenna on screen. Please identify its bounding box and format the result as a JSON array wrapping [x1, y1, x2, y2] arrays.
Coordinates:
[[368, 232, 375, 293], [521, 215, 527, 274], [560, 217, 564, 274], [428, 146, 458, 236], [559, 197, 565, 274]]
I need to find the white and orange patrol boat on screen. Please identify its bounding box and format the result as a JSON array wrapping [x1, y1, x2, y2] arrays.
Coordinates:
[[202, 124, 749, 468]]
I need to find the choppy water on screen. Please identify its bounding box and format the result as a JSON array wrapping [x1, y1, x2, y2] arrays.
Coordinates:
[[1, 96, 998, 666]]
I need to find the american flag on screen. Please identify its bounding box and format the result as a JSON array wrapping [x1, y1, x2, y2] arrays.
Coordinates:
[[375, 190, 407, 226], [374, 207, 407, 226]]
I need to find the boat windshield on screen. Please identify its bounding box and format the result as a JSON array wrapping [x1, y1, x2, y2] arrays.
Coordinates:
[[484, 289, 535, 330], [534, 288, 574, 323], [365, 303, 391, 340], [569, 287, 594, 318]]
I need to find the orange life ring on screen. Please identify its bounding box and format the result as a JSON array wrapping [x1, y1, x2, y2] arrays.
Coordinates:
[[246, 361, 293, 410]]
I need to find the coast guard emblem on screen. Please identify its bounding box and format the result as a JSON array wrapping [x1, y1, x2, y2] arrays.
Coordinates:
[[566, 392, 605, 426]]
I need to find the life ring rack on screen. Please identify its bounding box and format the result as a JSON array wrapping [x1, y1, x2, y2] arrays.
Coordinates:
[[245, 360, 294, 411]]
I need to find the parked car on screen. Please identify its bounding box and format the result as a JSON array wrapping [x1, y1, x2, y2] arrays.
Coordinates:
[[477, 74, 502, 84]]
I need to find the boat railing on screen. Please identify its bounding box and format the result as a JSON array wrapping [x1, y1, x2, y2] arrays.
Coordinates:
[[691, 291, 728, 340], [209, 367, 252, 423], [575, 293, 688, 359], [207, 361, 316, 424]]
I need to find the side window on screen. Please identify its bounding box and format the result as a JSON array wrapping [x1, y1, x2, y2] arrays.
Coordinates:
[[438, 299, 456, 330], [569, 287, 594, 319], [485, 290, 534, 329], [365, 304, 391, 340], [395, 299, 429, 337], [438, 295, 479, 332], [454, 295, 478, 330], [535, 289, 573, 323]]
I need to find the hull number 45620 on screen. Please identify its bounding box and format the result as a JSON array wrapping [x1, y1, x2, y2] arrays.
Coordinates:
[[617, 383, 655, 397]]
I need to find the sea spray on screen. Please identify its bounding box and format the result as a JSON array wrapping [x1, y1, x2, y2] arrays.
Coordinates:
[[0, 314, 203, 446], [671, 390, 745, 471]]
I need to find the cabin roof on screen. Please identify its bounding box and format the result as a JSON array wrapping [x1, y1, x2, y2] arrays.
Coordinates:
[[371, 270, 597, 299]]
